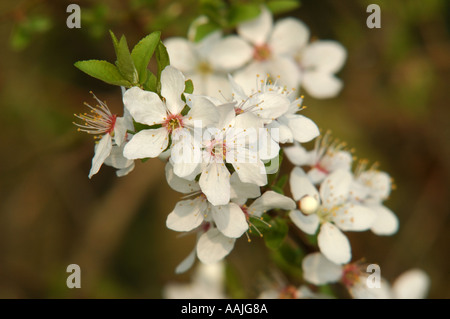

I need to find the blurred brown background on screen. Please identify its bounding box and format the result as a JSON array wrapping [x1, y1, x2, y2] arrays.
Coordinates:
[[0, 0, 449, 298]]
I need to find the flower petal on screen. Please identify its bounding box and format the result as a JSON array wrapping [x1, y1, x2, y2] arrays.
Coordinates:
[[196, 228, 236, 264], [123, 87, 167, 125], [230, 172, 261, 202], [184, 96, 219, 128], [369, 204, 399, 236], [209, 36, 253, 71], [233, 61, 268, 95], [164, 37, 198, 73], [286, 114, 320, 143], [166, 197, 207, 232], [283, 142, 312, 166], [318, 222, 351, 265], [249, 191, 296, 216], [333, 204, 377, 232], [165, 162, 201, 194], [302, 71, 343, 99], [302, 252, 343, 285], [301, 40, 347, 73], [232, 161, 267, 186], [104, 144, 134, 169], [320, 169, 352, 208], [199, 162, 231, 206], [123, 127, 169, 159], [237, 6, 272, 45], [289, 209, 319, 235], [175, 248, 197, 274], [392, 269, 430, 299], [289, 166, 319, 201], [212, 202, 248, 238], [268, 56, 301, 90], [89, 134, 112, 179], [161, 65, 186, 115], [270, 18, 310, 56]]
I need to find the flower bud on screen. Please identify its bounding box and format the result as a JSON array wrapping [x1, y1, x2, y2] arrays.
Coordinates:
[[298, 195, 319, 215]]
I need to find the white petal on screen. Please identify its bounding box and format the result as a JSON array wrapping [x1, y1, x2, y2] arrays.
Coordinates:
[[249, 91, 290, 122], [123, 128, 169, 159], [369, 205, 399, 236], [212, 202, 248, 238], [266, 119, 293, 144], [199, 163, 231, 206], [283, 142, 312, 166], [392, 269, 430, 299], [289, 210, 319, 235], [320, 169, 352, 208], [113, 117, 128, 146], [302, 71, 343, 99], [123, 87, 167, 125], [164, 37, 198, 73], [116, 163, 135, 177], [307, 168, 328, 185], [232, 161, 267, 186], [89, 134, 112, 179], [249, 191, 296, 216], [230, 172, 261, 202], [233, 61, 268, 95], [302, 252, 343, 285], [318, 222, 351, 265], [359, 170, 391, 202], [166, 197, 206, 232], [202, 73, 232, 100], [289, 166, 319, 201], [161, 65, 186, 115], [258, 128, 280, 160], [209, 36, 253, 71], [184, 96, 219, 128], [268, 57, 301, 90], [270, 18, 310, 56], [165, 162, 200, 194], [175, 248, 197, 274], [237, 6, 272, 45], [333, 204, 377, 232], [286, 114, 320, 143], [322, 150, 353, 173], [196, 228, 236, 264], [301, 40, 347, 73], [196, 30, 222, 59], [104, 144, 134, 169]]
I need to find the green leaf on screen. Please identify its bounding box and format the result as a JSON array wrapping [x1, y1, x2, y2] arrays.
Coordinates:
[[184, 79, 194, 94], [142, 70, 157, 92], [264, 218, 289, 250], [228, 3, 261, 27], [266, 0, 301, 15], [155, 40, 170, 93], [131, 31, 161, 84], [110, 32, 139, 85], [194, 22, 220, 42], [74, 60, 131, 87]]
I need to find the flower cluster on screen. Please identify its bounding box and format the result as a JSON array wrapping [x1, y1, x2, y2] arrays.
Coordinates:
[[165, 7, 346, 99], [74, 5, 429, 299]]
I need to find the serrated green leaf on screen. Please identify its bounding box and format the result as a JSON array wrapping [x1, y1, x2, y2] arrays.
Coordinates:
[[131, 31, 161, 84], [74, 60, 132, 87], [155, 40, 170, 94], [228, 3, 261, 27], [110, 33, 139, 85], [267, 0, 301, 15], [184, 79, 194, 94], [143, 70, 157, 92]]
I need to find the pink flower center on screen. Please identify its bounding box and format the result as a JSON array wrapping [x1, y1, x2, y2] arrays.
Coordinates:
[[253, 44, 271, 61], [341, 264, 361, 287], [164, 113, 184, 133]]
